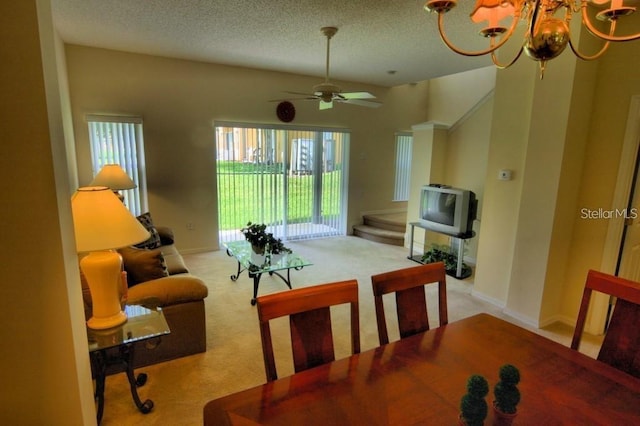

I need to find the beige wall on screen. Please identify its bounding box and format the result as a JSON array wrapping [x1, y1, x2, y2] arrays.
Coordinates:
[[426, 66, 496, 126], [1, 1, 94, 423], [560, 21, 640, 324], [65, 46, 430, 252], [473, 45, 588, 324], [442, 95, 493, 261], [472, 14, 640, 327]]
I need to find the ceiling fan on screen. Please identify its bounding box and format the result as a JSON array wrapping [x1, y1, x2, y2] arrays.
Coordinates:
[[275, 27, 381, 110]]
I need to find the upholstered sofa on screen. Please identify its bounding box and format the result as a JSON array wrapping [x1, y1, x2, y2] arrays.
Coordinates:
[[82, 223, 208, 370]]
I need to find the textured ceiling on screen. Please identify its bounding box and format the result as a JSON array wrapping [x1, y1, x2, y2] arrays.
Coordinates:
[[51, 0, 496, 87]]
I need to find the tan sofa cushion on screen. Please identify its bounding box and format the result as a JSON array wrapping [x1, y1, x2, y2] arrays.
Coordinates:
[[161, 244, 189, 275], [127, 274, 208, 307]]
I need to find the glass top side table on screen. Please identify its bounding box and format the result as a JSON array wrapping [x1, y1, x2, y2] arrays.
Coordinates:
[[223, 240, 312, 305], [87, 304, 170, 424]]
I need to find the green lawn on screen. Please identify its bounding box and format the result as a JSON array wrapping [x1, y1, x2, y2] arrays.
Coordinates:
[[217, 161, 342, 231]]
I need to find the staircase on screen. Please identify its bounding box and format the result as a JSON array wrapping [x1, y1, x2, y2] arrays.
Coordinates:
[[353, 212, 406, 246]]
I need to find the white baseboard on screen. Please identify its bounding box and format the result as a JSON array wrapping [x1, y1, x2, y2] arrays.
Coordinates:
[[470, 290, 539, 328], [180, 246, 218, 255], [539, 314, 575, 328], [502, 308, 538, 329], [471, 289, 506, 309]]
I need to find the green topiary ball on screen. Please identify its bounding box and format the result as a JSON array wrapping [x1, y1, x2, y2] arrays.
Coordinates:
[[494, 364, 521, 414], [498, 364, 520, 385], [460, 375, 489, 425], [467, 374, 489, 397]]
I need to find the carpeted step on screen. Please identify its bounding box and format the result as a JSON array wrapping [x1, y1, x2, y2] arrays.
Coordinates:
[[353, 224, 405, 246], [362, 213, 406, 233]]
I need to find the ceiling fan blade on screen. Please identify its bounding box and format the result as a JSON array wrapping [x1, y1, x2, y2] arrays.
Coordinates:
[[339, 91, 376, 100], [340, 98, 382, 108], [284, 91, 317, 97], [269, 97, 316, 102], [319, 100, 333, 110]]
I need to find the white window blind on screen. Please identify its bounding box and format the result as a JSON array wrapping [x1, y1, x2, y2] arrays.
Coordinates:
[[86, 115, 148, 216], [394, 133, 413, 201]]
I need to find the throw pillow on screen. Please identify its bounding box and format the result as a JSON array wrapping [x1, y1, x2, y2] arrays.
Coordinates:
[[134, 212, 162, 249], [119, 246, 169, 286]]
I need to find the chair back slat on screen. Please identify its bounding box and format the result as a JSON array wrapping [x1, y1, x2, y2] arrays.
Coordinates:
[[290, 307, 334, 373], [597, 299, 640, 377], [371, 262, 448, 345], [257, 280, 360, 381], [396, 285, 429, 338], [571, 269, 640, 378]]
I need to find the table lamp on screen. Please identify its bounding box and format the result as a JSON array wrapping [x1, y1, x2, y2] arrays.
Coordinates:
[[71, 186, 150, 329], [90, 164, 136, 202]]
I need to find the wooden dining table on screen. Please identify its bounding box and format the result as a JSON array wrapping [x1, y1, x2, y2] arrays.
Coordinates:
[[203, 313, 640, 425]]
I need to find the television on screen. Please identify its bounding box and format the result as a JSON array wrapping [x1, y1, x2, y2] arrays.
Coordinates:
[[418, 184, 477, 236]]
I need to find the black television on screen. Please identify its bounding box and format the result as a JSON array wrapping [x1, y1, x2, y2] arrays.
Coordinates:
[[419, 184, 477, 236]]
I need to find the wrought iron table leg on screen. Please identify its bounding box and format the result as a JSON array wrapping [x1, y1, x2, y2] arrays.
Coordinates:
[[92, 351, 107, 424], [250, 272, 263, 305], [120, 344, 154, 415], [227, 249, 245, 281], [269, 270, 292, 289]]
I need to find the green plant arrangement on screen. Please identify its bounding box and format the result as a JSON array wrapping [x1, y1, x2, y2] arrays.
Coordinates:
[[460, 374, 489, 426], [422, 243, 471, 278], [241, 222, 291, 255], [492, 364, 521, 425]]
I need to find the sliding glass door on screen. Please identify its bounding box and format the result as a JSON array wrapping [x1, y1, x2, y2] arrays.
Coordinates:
[[214, 122, 349, 244]]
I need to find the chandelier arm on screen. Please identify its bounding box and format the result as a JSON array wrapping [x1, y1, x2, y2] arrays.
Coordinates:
[[491, 46, 526, 69], [435, 12, 520, 57], [530, 0, 542, 39], [567, 35, 610, 60], [581, 6, 640, 42]]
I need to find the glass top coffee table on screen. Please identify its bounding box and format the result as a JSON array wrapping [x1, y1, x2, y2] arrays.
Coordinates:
[[223, 240, 312, 305]]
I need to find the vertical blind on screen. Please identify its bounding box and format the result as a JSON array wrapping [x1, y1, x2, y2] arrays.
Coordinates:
[[86, 115, 147, 216], [215, 122, 349, 244], [394, 133, 413, 202]]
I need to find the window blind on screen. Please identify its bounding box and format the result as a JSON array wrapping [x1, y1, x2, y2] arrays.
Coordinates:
[[394, 133, 413, 201], [87, 116, 147, 216]]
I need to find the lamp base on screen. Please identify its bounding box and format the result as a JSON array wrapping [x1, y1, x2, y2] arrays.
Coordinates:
[[81, 250, 129, 330], [87, 310, 127, 330]]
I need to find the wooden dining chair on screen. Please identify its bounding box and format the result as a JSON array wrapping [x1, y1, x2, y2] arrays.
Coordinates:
[[571, 269, 640, 378], [256, 279, 360, 382], [371, 262, 448, 345]]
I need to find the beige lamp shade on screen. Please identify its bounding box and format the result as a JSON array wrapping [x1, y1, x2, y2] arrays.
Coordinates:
[[71, 186, 150, 329], [90, 164, 136, 191], [71, 186, 149, 252]]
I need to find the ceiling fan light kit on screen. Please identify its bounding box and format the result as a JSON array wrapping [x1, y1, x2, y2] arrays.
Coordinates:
[[424, 0, 640, 78], [271, 26, 382, 111]]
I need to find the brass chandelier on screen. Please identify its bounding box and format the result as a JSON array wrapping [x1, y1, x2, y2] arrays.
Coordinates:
[[424, 0, 640, 78]]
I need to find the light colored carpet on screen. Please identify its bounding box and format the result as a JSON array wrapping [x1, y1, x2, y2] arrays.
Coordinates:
[[97, 236, 600, 425]]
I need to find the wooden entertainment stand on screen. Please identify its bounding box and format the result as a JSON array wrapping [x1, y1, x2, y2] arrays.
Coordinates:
[[407, 222, 475, 279]]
